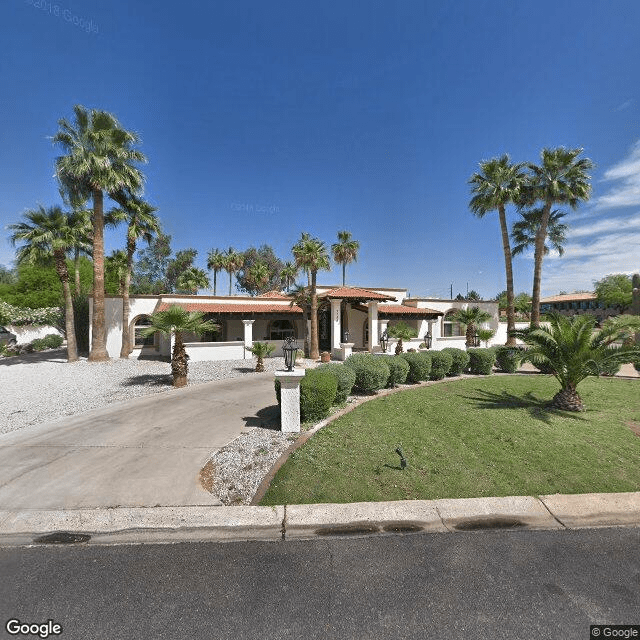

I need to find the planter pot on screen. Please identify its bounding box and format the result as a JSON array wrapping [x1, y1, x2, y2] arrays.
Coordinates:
[[320, 351, 331, 363]]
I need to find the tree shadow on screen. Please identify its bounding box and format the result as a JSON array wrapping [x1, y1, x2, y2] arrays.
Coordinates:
[[0, 347, 69, 366], [462, 388, 588, 425], [241, 404, 281, 431], [119, 373, 173, 388], [233, 366, 255, 374]]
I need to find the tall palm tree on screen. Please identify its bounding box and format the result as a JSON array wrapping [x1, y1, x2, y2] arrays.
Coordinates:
[[289, 284, 312, 357], [280, 261, 298, 292], [525, 148, 593, 327], [511, 208, 568, 260], [207, 248, 226, 296], [469, 155, 526, 346], [176, 267, 210, 294], [109, 195, 160, 357], [53, 104, 146, 361], [223, 247, 242, 295], [141, 305, 218, 387], [453, 306, 493, 348], [9, 205, 90, 362], [67, 206, 92, 295], [512, 313, 640, 411], [292, 232, 312, 286], [331, 231, 360, 286], [247, 262, 271, 295], [292, 234, 330, 360], [105, 250, 128, 294]]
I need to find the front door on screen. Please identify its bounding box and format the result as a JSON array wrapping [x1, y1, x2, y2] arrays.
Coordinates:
[[318, 305, 331, 352]]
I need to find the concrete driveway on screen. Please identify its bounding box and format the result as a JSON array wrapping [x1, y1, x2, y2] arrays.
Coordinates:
[[0, 375, 279, 510]]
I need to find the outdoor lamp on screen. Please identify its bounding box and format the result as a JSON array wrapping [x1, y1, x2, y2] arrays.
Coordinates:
[[423, 332, 432, 349], [380, 330, 388, 353], [283, 336, 298, 371], [343, 330, 350, 343], [472, 332, 480, 348]]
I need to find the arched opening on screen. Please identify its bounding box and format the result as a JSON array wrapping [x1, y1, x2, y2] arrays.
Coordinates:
[[132, 315, 156, 348]]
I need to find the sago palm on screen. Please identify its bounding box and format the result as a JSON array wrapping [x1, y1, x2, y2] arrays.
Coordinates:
[[245, 341, 276, 372], [331, 230, 359, 286], [512, 313, 640, 411], [453, 306, 493, 348], [469, 155, 526, 345], [53, 104, 146, 361], [141, 305, 218, 387]]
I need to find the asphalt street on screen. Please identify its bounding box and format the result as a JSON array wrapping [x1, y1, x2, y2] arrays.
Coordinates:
[[1, 527, 639, 640]]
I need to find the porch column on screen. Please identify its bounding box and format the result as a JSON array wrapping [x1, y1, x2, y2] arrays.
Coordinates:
[[330, 298, 342, 358], [378, 319, 389, 354], [242, 319, 255, 359], [368, 301, 379, 352]]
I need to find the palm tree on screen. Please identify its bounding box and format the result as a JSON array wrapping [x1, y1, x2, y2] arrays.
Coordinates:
[[280, 261, 298, 292], [9, 205, 90, 362], [453, 306, 493, 348], [140, 305, 218, 387], [292, 232, 312, 286], [331, 231, 360, 286], [289, 284, 312, 357], [109, 195, 160, 357], [469, 155, 526, 346], [292, 234, 331, 360], [512, 313, 640, 411], [67, 206, 92, 295], [223, 247, 242, 295], [525, 148, 593, 327], [246, 262, 271, 295], [176, 267, 210, 294], [387, 321, 418, 354], [207, 248, 226, 296], [53, 105, 146, 361], [245, 341, 276, 372], [511, 208, 568, 259], [105, 250, 128, 294]]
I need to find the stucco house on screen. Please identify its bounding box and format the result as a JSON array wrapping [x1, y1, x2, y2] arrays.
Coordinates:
[[92, 286, 500, 361], [540, 292, 618, 323]]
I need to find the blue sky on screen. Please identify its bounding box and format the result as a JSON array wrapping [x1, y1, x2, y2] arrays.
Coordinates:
[[1, 0, 639, 298]]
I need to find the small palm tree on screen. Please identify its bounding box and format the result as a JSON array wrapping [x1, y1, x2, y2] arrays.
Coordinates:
[[387, 321, 418, 354], [331, 231, 360, 286], [141, 305, 218, 387], [453, 306, 493, 348], [207, 248, 226, 296], [476, 328, 496, 347], [246, 341, 276, 372], [512, 313, 640, 411]]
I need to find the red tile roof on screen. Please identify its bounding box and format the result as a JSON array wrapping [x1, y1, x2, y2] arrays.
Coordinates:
[[378, 305, 444, 316], [157, 302, 302, 314], [540, 292, 596, 303], [258, 290, 291, 299], [321, 287, 394, 301]]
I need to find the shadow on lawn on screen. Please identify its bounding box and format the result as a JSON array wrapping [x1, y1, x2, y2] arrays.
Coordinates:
[[463, 388, 588, 425]]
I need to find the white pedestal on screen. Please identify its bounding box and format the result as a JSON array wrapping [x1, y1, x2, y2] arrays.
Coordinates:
[[333, 342, 354, 361], [274, 369, 306, 433]]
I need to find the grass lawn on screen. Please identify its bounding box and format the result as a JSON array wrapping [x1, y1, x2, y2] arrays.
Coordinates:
[[260, 375, 640, 505]]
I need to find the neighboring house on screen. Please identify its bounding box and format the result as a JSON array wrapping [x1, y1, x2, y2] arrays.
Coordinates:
[[92, 286, 499, 361], [540, 292, 618, 323]]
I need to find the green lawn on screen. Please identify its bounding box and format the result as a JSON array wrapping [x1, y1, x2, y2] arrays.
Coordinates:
[[260, 375, 640, 505]]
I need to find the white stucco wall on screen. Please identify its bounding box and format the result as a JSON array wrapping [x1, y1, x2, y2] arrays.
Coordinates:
[[7, 324, 64, 345]]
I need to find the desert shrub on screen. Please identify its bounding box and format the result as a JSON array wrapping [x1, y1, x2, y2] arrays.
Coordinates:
[[31, 338, 47, 351], [43, 333, 63, 348], [494, 346, 524, 373], [429, 351, 453, 380], [381, 355, 410, 387], [634, 360, 640, 374], [400, 351, 431, 383], [317, 362, 356, 403], [300, 368, 338, 421], [442, 348, 469, 376], [466, 348, 496, 375], [598, 360, 622, 377], [344, 353, 390, 393]]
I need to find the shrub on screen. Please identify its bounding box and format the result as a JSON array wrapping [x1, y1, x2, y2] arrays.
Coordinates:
[[381, 355, 410, 387], [467, 348, 496, 375], [494, 346, 524, 373], [300, 368, 338, 421], [43, 333, 63, 348], [317, 363, 356, 403], [429, 351, 453, 380], [400, 351, 431, 383], [442, 348, 469, 376], [598, 360, 622, 377], [344, 353, 390, 393], [634, 360, 640, 374]]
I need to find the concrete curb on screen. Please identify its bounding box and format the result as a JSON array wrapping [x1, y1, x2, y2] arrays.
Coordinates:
[[1, 492, 639, 547]]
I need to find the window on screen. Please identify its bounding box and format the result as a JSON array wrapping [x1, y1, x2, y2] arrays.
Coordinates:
[[133, 316, 155, 347], [442, 311, 463, 337], [268, 319, 296, 340]]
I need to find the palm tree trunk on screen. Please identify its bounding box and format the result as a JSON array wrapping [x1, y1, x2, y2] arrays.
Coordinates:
[[120, 233, 135, 358], [88, 188, 109, 361], [74, 248, 81, 296], [498, 205, 516, 346], [171, 332, 188, 387], [342, 263, 346, 286], [530, 201, 552, 328], [310, 270, 319, 360], [465, 323, 475, 349], [54, 251, 78, 362], [213, 270, 217, 296], [228, 271, 232, 296], [552, 385, 583, 411]]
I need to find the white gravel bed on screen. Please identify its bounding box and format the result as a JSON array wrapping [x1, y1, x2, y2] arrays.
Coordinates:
[[1, 349, 289, 435]]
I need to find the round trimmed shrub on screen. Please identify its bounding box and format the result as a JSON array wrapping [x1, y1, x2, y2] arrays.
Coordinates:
[[429, 351, 453, 380], [400, 351, 431, 383], [344, 353, 390, 393], [300, 368, 338, 422], [381, 355, 410, 387], [317, 362, 356, 403], [466, 348, 496, 375], [442, 348, 469, 376], [494, 346, 524, 373]]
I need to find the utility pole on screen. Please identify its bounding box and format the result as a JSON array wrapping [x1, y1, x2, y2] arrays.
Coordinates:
[[450, 284, 453, 299]]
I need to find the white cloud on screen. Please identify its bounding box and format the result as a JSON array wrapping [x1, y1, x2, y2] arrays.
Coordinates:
[[614, 99, 633, 112], [595, 141, 640, 209], [568, 212, 640, 238]]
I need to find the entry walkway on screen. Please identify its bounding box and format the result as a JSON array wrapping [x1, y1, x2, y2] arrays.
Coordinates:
[[0, 375, 278, 510]]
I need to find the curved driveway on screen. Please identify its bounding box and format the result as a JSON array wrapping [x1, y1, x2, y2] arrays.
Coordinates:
[[0, 375, 278, 510]]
